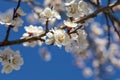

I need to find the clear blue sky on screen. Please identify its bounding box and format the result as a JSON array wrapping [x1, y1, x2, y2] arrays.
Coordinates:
[[0, 0, 119, 80]]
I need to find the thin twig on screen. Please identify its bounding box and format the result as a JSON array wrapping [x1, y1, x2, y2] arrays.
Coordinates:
[[104, 13, 111, 49], [75, 1, 120, 23], [45, 19, 49, 33], [69, 25, 83, 34], [107, 0, 111, 6], [4, 0, 21, 41], [13, 0, 21, 19], [108, 14, 120, 39], [97, 0, 100, 8]]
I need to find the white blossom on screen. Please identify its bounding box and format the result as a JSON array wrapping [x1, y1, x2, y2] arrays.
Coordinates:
[[91, 22, 103, 35], [0, 8, 25, 32], [11, 17, 24, 32], [78, 0, 93, 16], [39, 48, 51, 62], [45, 32, 54, 45], [53, 29, 68, 47], [94, 38, 107, 51], [64, 29, 88, 54], [83, 67, 93, 77], [65, 2, 79, 18], [0, 47, 23, 74], [64, 20, 77, 28], [16, 7, 26, 16], [65, 0, 76, 6], [65, 0, 93, 18], [39, 7, 61, 24], [24, 25, 44, 36], [44, 0, 64, 11], [22, 41, 38, 47], [21, 25, 45, 47], [45, 29, 69, 48], [0, 9, 13, 25]]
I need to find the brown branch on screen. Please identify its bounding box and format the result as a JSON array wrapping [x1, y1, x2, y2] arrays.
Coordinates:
[[0, 1, 120, 47], [89, 0, 98, 7], [108, 14, 120, 39], [0, 33, 46, 47], [75, 1, 120, 23], [4, 0, 21, 41], [69, 25, 83, 34], [45, 19, 49, 33], [13, 0, 21, 19], [107, 13, 120, 26], [4, 26, 12, 41], [59, 2, 118, 30], [97, 0, 100, 8]]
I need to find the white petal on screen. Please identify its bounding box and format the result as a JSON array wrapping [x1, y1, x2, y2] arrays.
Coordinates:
[[64, 20, 77, 27]]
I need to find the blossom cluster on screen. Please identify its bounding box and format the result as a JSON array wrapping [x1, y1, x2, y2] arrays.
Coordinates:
[[0, 7, 26, 32], [20, 0, 91, 55], [21, 25, 45, 47], [0, 47, 23, 74]]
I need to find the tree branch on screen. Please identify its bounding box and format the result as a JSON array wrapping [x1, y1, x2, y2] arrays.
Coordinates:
[[0, 1, 120, 47], [0, 33, 45, 47], [4, 0, 21, 41], [75, 1, 120, 23]]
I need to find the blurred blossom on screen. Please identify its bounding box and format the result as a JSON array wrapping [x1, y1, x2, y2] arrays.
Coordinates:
[[113, 31, 120, 42], [113, 5, 120, 11], [27, 7, 42, 24], [27, 13, 38, 24], [93, 60, 99, 68], [65, 2, 79, 18], [91, 22, 103, 35], [44, 0, 64, 11], [64, 20, 78, 28], [83, 67, 93, 78], [65, 29, 88, 55], [74, 58, 85, 68], [105, 65, 113, 73], [34, 7, 43, 13], [94, 38, 107, 51], [39, 7, 61, 24], [0, 47, 23, 74], [0, 7, 25, 32], [78, 0, 93, 16], [65, 0, 75, 6], [39, 48, 51, 62], [65, 0, 93, 18], [109, 43, 119, 54]]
